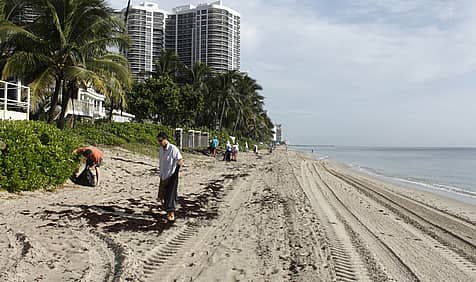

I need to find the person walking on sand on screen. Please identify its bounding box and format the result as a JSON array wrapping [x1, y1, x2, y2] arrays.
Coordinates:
[[232, 142, 239, 161], [157, 132, 184, 222], [223, 140, 232, 161], [210, 136, 219, 157], [73, 146, 103, 186]]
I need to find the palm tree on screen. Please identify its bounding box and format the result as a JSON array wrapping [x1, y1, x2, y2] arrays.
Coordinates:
[[188, 61, 210, 87], [153, 49, 183, 80], [232, 74, 263, 136], [209, 70, 240, 130], [1, 0, 130, 128], [103, 74, 129, 122]]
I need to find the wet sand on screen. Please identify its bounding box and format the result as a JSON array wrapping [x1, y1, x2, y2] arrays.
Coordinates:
[[0, 147, 475, 281]]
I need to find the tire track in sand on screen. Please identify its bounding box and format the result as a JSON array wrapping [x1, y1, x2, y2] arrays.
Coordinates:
[[321, 163, 476, 279], [137, 223, 198, 281], [136, 170, 250, 281], [298, 161, 377, 282], [310, 161, 420, 281]]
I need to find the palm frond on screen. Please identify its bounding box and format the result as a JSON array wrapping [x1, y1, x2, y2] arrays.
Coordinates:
[[30, 66, 56, 101], [45, 0, 66, 47], [2, 51, 53, 79]]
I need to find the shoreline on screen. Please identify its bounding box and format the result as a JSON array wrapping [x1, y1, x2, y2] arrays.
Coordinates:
[[293, 147, 476, 206], [329, 157, 476, 206], [292, 148, 476, 225], [320, 157, 476, 225]]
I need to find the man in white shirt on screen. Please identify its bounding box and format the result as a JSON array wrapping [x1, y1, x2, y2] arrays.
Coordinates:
[[157, 132, 184, 221]]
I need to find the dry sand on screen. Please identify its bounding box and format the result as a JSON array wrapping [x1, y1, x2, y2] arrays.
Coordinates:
[[0, 147, 475, 281]]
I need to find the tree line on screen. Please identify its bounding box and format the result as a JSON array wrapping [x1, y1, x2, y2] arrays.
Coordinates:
[[0, 0, 274, 142]]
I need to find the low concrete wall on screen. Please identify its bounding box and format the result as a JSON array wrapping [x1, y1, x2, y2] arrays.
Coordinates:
[[0, 110, 28, 120]]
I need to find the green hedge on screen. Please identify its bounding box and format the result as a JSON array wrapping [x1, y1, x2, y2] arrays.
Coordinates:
[[68, 122, 175, 147], [0, 121, 81, 192]]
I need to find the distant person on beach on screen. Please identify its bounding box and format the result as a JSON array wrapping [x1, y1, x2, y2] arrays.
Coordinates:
[[224, 141, 232, 161], [244, 141, 248, 152], [210, 136, 219, 157], [232, 142, 239, 161], [157, 132, 183, 222], [253, 144, 258, 154], [73, 146, 103, 186]]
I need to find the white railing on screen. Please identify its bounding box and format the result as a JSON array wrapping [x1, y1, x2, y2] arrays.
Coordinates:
[[0, 80, 30, 120], [65, 88, 106, 119], [68, 99, 105, 118]]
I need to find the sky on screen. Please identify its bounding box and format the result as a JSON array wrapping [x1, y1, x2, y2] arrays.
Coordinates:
[[108, 0, 476, 147]]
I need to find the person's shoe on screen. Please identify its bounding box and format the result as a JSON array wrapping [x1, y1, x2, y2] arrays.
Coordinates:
[[167, 211, 175, 222]]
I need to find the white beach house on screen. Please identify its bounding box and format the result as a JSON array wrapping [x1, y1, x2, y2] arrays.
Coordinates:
[[65, 87, 106, 119], [1, 80, 134, 122], [66, 88, 136, 122], [0, 80, 30, 120]]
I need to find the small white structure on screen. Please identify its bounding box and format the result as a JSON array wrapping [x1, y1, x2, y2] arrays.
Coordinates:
[[66, 87, 106, 119], [111, 110, 135, 123], [0, 80, 30, 120], [175, 128, 210, 149]]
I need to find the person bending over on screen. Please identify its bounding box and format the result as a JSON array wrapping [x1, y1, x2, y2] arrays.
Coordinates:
[[74, 146, 104, 186]]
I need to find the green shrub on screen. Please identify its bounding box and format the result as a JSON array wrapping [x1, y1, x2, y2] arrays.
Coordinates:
[[0, 121, 82, 192], [69, 122, 175, 146], [69, 122, 177, 159], [67, 123, 126, 146]]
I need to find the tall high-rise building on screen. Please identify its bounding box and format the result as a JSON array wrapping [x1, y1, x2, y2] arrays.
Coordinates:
[[123, 2, 167, 81], [274, 124, 283, 143], [165, 1, 240, 72], [124, 1, 240, 80]]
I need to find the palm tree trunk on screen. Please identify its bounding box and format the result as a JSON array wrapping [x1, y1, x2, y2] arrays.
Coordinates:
[[108, 97, 114, 122], [47, 79, 62, 123], [214, 97, 220, 130], [57, 84, 71, 130], [70, 97, 75, 129], [219, 98, 226, 130], [232, 111, 240, 136]]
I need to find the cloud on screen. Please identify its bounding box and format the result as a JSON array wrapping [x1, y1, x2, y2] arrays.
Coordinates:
[[108, 0, 476, 146]]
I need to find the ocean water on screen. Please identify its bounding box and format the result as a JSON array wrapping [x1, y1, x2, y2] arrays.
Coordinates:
[[294, 146, 476, 205]]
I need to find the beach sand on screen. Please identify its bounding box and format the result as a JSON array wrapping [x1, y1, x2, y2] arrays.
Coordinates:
[[0, 147, 475, 281]]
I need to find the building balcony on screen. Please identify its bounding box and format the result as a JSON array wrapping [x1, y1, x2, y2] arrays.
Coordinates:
[[0, 80, 30, 120], [63, 88, 106, 119]]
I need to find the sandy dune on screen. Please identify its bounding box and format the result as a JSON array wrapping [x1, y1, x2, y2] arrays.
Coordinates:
[[0, 147, 475, 281]]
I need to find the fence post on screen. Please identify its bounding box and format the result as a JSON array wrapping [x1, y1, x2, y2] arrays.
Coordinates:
[[17, 81, 21, 102], [175, 128, 183, 150], [203, 132, 209, 149], [26, 86, 30, 120], [195, 131, 201, 148], [3, 82, 7, 120], [188, 130, 194, 148]]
